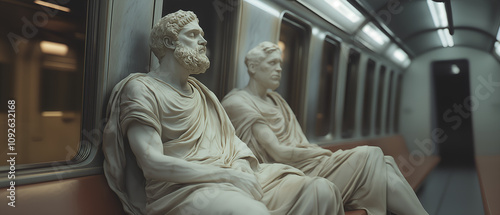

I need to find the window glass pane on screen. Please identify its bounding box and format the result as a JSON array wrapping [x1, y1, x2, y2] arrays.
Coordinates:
[[375, 66, 387, 135], [278, 16, 308, 124], [393, 74, 403, 133], [0, 1, 88, 166], [361, 59, 376, 136], [341, 50, 360, 138], [385, 71, 395, 133], [315, 38, 339, 137]]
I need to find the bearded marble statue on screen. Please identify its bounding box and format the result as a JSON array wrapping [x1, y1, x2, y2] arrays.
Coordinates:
[[102, 11, 344, 215], [222, 41, 429, 215]]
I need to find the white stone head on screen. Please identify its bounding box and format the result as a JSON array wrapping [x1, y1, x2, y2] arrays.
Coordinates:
[[245, 41, 283, 90], [150, 10, 209, 74]]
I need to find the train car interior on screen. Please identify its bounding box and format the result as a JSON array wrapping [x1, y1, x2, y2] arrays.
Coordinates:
[[1, 0, 499, 214]]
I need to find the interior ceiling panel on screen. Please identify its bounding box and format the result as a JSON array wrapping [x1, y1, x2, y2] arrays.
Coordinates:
[[353, 0, 500, 57]]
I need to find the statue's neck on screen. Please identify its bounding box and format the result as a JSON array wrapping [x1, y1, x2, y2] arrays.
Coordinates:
[[244, 80, 274, 105], [150, 55, 192, 95]]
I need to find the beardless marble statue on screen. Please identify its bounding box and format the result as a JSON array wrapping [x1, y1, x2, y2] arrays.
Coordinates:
[[102, 10, 344, 215], [221, 41, 429, 215]]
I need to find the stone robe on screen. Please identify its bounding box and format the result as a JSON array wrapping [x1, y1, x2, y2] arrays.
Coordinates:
[[223, 89, 405, 215], [102, 74, 343, 215]]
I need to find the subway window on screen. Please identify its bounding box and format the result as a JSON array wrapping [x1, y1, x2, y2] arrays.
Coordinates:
[[393, 73, 403, 133], [278, 15, 309, 125], [385, 71, 395, 133], [0, 1, 88, 166], [315, 37, 339, 137], [375, 66, 387, 135], [341, 50, 361, 138], [361, 59, 376, 136]]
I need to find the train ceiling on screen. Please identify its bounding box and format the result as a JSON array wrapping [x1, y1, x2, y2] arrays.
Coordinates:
[[352, 0, 500, 57]]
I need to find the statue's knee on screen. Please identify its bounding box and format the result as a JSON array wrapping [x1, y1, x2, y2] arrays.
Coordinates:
[[311, 178, 342, 203], [229, 200, 269, 215], [359, 145, 384, 159]]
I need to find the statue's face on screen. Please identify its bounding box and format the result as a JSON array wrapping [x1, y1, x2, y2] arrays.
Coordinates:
[[173, 21, 210, 74], [253, 51, 282, 90]]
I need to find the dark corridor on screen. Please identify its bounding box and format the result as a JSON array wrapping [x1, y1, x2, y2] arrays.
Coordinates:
[[431, 59, 475, 165]]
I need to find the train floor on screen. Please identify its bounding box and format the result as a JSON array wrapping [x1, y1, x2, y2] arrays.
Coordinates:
[[416, 163, 484, 215]]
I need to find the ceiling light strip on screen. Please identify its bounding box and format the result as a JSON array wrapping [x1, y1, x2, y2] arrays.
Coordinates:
[[444, 28, 454, 47], [495, 42, 500, 57], [437, 29, 448, 47], [34, 0, 70, 12], [325, 0, 362, 24]]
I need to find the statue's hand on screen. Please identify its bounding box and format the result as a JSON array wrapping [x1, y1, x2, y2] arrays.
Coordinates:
[[221, 169, 264, 200]]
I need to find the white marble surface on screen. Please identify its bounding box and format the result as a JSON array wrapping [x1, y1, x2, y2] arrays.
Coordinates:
[[105, 0, 162, 95], [234, 0, 282, 89]]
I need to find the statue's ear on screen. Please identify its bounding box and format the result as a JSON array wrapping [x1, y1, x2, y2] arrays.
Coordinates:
[[163, 37, 175, 50], [248, 63, 256, 75]]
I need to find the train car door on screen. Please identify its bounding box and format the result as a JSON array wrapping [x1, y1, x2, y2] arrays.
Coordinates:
[[432, 59, 475, 165]]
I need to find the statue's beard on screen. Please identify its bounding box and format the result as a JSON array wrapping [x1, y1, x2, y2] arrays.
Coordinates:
[[174, 42, 210, 75]]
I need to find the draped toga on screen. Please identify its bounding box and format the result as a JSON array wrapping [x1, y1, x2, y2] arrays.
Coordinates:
[[222, 89, 409, 215], [102, 74, 343, 215]]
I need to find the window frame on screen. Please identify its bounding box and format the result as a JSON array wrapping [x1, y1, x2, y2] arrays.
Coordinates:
[[393, 73, 403, 133], [0, 0, 106, 187], [277, 13, 311, 127], [385, 70, 395, 133], [375, 65, 387, 135], [311, 36, 341, 138], [341, 49, 361, 138], [361, 59, 376, 136]]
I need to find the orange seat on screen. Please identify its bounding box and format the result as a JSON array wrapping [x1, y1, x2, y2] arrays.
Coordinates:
[[322, 135, 440, 190], [0, 174, 125, 215], [475, 155, 500, 215]]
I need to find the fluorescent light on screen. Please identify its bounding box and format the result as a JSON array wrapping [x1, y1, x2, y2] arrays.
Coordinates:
[[34, 0, 71, 13], [385, 44, 411, 67], [437, 29, 453, 47], [42, 111, 63, 117], [495, 42, 500, 57], [40, 41, 68, 56], [278, 41, 286, 52], [246, 0, 280, 17], [393, 48, 408, 62], [427, 0, 447, 28], [437, 29, 448, 47], [298, 0, 365, 34], [325, 0, 362, 23], [361, 23, 390, 46], [444, 28, 454, 47], [496, 27, 500, 41], [451, 64, 460, 74]]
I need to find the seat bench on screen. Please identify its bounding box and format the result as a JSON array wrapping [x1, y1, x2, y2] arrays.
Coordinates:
[[0, 173, 367, 215], [0, 135, 438, 215], [475, 155, 500, 215], [322, 135, 440, 190], [0, 174, 125, 215], [321, 135, 440, 215]]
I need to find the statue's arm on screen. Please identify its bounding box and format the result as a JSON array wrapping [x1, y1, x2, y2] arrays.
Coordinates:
[[126, 121, 263, 199], [252, 122, 330, 162]]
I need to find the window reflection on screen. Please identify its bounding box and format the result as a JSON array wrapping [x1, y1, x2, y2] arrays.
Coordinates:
[[393, 74, 403, 133], [375, 66, 387, 135], [385, 71, 395, 133], [278, 16, 308, 125], [315, 38, 339, 137], [0, 0, 88, 165], [361, 59, 376, 136], [341, 50, 360, 138]]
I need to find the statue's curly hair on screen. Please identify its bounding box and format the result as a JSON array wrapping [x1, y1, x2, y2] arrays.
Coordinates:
[[245, 41, 281, 69], [150, 10, 198, 60]]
